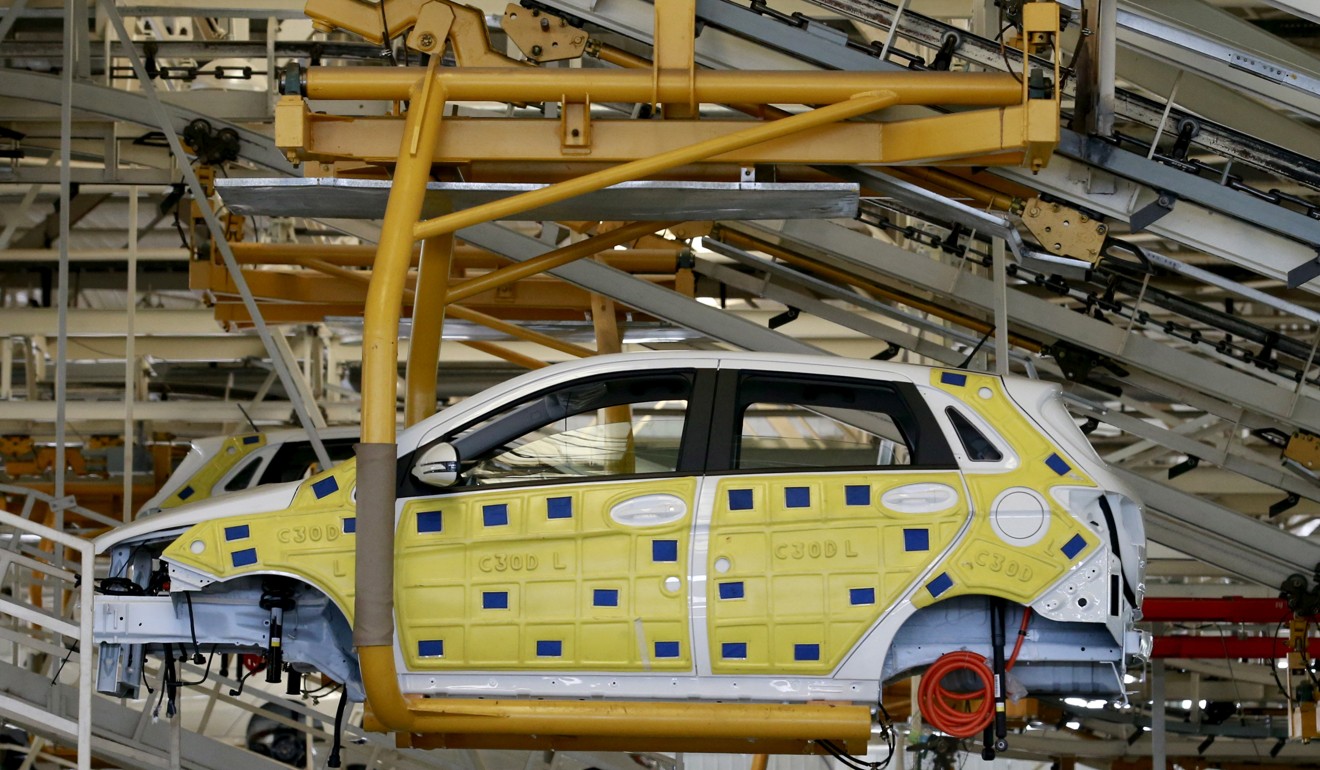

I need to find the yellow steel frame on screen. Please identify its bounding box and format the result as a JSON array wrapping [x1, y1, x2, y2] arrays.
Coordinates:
[[281, 0, 1065, 749]]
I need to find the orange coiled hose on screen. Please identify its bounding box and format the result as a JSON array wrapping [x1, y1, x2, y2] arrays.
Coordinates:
[[917, 651, 995, 737], [917, 608, 1031, 738]]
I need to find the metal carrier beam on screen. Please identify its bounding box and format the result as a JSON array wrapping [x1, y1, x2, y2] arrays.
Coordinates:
[[996, 134, 1320, 288], [784, 0, 1320, 191]]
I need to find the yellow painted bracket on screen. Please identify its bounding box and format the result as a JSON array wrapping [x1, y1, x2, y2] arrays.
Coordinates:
[[502, 4, 587, 64], [1020, 1, 1061, 172], [304, 0, 526, 64]]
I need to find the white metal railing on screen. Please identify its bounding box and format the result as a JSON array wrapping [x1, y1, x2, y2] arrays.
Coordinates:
[[0, 483, 467, 770], [0, 488, 95, 770]]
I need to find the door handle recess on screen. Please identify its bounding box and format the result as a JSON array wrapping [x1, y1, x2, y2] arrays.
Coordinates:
[[610, 494, 687, 526]]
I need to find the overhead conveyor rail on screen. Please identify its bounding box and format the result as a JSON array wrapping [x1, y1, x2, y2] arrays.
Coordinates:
[[544, 0, 1320, 286], [790, 0, 1320, 192]]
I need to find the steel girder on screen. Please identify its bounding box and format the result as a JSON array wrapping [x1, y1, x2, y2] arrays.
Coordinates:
[[729, 218, 1320, 437], [995, 134, 1320, 289], [1114, 0, 1320, 123], [1122, 468, 1320, 592], [0, 70, 294, 174], [1069, 399, 1320, 505], [453, 221, 828, 356]]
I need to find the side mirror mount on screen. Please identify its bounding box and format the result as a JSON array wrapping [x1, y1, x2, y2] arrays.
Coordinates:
[[411, 442, 460, 488]]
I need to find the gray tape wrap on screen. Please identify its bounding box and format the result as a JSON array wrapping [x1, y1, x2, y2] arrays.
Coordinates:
[[353, 442, 397, 648]]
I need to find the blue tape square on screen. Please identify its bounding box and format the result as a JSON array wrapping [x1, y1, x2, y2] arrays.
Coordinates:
[[728, 489, 754, 510], [482, 591, 509, 610], [926, 572, 953, 598], [794, 643, 820, 661], [941, 372, 967, 387], [547, 497, 573, 519], [416, 510, 443, 533], [312, 476, 339, 499], [537, 640, 562, 657], [718, 581, 745, 600], [845, 485, 871, 506], [654, 641, 680, 659], [903, 528, 930, 552], [230, 548, 257, 568], [483, 503, 509, 527], [593, 588, 619, 607], [242, 435, 261, 445], [342, 517, 356, 534], [652, 539, 678, 562], [418, 640, 444, 657], [1045, 453, 1071, 476], [178, 485, 194, 501], [785, 487, 811, 508], [224, 524, 249, 541], [1061, 533, 1087, 559], [722, 642, 747, 660], [850, 587, 876, 605]]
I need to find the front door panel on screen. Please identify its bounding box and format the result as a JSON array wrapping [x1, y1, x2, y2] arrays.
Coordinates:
[[397, 477, 697, 672]]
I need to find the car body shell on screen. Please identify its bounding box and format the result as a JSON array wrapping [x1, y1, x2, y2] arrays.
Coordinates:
[[95, 352, 1146, 710]]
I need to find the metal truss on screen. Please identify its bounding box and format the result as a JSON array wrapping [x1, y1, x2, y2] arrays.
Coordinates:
[[727, 218, 1320, 435]]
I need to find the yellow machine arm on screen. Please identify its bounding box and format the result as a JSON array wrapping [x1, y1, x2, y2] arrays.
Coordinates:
[[305, 0, 525, 65]]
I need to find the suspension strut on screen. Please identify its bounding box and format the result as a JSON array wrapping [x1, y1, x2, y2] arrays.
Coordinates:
[[259, 580, 296, 684], [989, 598, 1009, 755]]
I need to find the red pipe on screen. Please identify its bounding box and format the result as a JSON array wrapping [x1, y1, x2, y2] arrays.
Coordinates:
[[1142, 597, 1297, 624], [1151, 636, 1320, 659]]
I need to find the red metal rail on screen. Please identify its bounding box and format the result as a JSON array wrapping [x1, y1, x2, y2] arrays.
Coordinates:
[[1152, 636, 1320, 659], [1142, 597, 1296, 624]]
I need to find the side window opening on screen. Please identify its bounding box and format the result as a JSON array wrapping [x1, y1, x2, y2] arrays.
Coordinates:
[[222, 457, 263, 492], [442, 371, 695, 487], [259, 438, 359, 485], [946, 407, 1004, 462], [732, 374, 921, 471]]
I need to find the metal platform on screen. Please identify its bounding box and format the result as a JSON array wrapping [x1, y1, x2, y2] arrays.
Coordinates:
[[215, 177, 859, 221]]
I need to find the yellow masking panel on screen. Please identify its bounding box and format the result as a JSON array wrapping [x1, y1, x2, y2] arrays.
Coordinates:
[[913, 370, 1097, 608], [708, 473, 968, 675], [159, 434, 267, 509], [161, 460, 360, 620], [397, 477, 696, 672]]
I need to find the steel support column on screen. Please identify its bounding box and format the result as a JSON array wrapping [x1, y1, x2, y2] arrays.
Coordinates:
[[99, 0, 331, 472], [404, 234, 453, 426]]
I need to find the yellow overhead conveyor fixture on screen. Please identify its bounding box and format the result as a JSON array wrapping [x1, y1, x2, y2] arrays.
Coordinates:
[[271, 0, 1066, 751]]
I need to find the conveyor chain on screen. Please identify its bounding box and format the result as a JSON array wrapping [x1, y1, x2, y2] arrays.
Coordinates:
[[1016, 258, 1320, 387], [1108, 132, 1320, 218], [857, 201, 1320, 390]]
